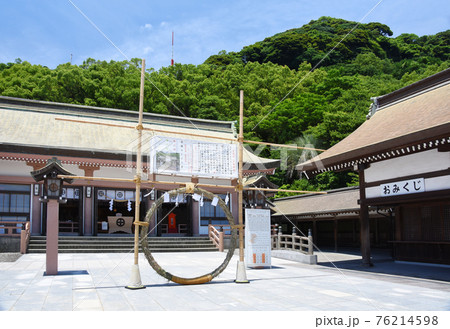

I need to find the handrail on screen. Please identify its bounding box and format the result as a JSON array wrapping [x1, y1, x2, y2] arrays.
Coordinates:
[[208, 224, 225, 252], [272, 230, 314, 256], [0, 221, 25, 237], [20, 222, 31, 254]]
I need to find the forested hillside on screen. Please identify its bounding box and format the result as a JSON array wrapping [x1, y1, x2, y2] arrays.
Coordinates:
[[1, 17, 448, 194]]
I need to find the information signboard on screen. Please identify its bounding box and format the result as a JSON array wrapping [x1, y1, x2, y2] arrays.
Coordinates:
[[245, 208, 271, 268], [149, 136, 238, 178]]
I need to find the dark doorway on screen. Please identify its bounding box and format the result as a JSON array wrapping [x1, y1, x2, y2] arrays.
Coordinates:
[[157, 196, 191, 236]]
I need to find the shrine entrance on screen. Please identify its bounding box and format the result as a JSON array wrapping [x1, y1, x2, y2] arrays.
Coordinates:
[[59, 187, 82, 235], [94, 188, 144, 235], [156, 191, 192, 236]]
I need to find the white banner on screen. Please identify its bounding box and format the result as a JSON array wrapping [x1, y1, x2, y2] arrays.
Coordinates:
[[149, 135, 238, 178], [245, 209, 271, 268]]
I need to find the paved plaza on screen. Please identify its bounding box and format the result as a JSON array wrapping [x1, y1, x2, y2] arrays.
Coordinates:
[[1, 250, 449, 312]]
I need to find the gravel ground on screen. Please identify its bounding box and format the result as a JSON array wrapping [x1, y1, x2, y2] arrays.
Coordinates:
[[0, 253, 22, 262]]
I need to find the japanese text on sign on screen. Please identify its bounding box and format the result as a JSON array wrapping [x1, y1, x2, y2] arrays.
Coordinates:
[[149, 136, 238, 179], [380, 178, 425, 197], [245, 209, 271, 268]]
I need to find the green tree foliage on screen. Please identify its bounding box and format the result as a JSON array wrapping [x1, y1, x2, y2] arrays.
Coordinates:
[[1, 18, 448, 193]]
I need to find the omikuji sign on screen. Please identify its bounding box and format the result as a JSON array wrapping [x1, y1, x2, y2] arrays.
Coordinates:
[[380, 178, 425, 197]]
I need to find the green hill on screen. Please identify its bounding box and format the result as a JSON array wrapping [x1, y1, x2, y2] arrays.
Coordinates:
[[205, 16, 449, 70]]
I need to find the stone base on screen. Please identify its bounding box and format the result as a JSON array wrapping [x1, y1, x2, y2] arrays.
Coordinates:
[[0, 236, 20, 252], [271, 250, 317, 265]]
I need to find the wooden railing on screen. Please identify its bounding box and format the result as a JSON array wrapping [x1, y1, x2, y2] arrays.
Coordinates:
[[208, 225, 225, 252], [0, 221, 25, 237], [59, 221, 79, 233], [20, 222, 31, 254], [207, 224, 314, 256], [272, 228, 314, 255], [178, 224, 188, 234]]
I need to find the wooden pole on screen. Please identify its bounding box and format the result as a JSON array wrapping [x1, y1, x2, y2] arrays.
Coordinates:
[[357, 164, 372, 267]]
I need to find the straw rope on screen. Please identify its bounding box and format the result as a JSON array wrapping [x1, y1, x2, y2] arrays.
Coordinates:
[[140, 187, 237, 285]]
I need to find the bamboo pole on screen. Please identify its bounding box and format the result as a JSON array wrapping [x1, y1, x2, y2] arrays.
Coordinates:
[[125, 59, 146, 290], [243, 140, 326, 152], [55, 118, 325, 152], [244, 187, 326, 194], [58, 175, 135, 183], [55, 118, 235, 142], [238, 91, 244, 263], [235, 90, 248, 283], [57, 174, 327, 195], [134, 58, 145, 266]]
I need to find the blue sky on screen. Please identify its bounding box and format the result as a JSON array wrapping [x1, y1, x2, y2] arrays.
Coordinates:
[[1, 0, 449, 70]]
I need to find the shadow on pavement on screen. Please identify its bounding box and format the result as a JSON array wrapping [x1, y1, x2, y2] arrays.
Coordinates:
[[315, 248, 450, 283]]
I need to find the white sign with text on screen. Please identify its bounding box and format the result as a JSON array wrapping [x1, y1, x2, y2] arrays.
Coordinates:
[[245, 209, 271, 268], [149, 135, 238, 178], [380, 178, 425, 197]]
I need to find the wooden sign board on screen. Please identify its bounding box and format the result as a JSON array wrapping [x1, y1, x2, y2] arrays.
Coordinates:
[[108, 216, 133, 234]]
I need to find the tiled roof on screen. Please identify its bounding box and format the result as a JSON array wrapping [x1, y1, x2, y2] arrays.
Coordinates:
[[271, 187, 360, 217], [297, 69, 450, 174], [0, 96, 279, 171]]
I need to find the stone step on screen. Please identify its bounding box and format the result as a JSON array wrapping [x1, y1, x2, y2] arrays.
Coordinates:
[[28, 243, 218, 249], [28, 240, 213, 245], [26, 247, 219, 253], [28, 237, 211, 242], [27, 236, 218, 253]]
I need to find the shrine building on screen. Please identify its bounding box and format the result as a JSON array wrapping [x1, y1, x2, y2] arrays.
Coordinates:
[[295, 68, 450, 265], [0, 96, 277, 243]]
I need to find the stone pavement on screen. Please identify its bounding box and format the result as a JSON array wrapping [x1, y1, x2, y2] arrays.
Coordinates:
[[1, 250, 449, 312]]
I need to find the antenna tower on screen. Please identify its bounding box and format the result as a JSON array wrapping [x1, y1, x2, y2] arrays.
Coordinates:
[[171, 31, 174, 66]]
